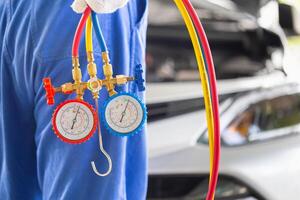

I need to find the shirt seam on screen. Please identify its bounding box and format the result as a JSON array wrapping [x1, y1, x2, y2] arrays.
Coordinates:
[[8, 0, 12, 20], [34, 52, 103, 65], [127, 2, 134, 79], [3, 36, 12, 62], [30, 0, 38, 49], [3, 41, 12, 63], [4, 0, 13, 61]]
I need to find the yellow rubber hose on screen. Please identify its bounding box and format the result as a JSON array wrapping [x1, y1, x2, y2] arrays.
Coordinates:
[[86, 15, 93, 52], [174, 0, 215, 184]]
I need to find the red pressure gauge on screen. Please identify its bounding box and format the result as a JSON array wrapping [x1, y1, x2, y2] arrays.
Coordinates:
[[52, 99, 98, 144]]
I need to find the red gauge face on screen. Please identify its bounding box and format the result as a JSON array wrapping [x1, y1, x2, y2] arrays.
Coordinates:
[[52, 99, 97, 144]]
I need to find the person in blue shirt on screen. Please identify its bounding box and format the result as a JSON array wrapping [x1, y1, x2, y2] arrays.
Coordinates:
[[0, 0, 148, 199]]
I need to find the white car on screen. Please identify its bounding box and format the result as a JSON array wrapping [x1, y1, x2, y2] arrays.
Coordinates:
[[147, 82, 300, 200]]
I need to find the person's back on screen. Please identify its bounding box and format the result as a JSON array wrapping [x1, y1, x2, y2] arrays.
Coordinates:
[[0, 0, 148, 199]]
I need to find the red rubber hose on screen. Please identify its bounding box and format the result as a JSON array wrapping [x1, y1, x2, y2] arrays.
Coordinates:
[[72, 7, 92, 57], [182, 1, 221, 200]]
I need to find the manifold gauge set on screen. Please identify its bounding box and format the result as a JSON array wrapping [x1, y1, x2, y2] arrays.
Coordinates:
[[42, 8, 146, 176]]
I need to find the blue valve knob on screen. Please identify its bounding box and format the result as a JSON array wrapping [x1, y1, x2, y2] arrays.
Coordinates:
[[134, 64, 145, 92]]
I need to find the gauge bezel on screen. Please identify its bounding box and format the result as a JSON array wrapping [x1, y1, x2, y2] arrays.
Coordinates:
[[102, 92, 147, 137], [52, 99, 98, 144]]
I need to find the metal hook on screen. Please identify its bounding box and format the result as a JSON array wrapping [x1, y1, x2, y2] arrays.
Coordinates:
[[91, 100, 113, 177], [91, 151, 112, 177]]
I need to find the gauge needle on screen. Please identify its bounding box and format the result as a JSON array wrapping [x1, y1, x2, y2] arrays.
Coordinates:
[[120, 100, 130, 123], [71, 106, 80, 130]]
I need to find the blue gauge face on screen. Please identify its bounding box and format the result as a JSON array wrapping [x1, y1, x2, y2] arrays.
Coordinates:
[[103, 93, 146, 136]]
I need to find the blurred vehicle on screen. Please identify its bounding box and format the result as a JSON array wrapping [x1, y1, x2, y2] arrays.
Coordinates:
[[147, 83, 300, 200], [146, 0, 300, 200]]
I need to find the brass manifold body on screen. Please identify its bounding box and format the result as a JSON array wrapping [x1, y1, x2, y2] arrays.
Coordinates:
[[45, 52, 134, 104]]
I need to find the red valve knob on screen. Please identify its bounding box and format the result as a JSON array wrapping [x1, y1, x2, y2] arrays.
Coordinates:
[[43, 78, 55, 105]]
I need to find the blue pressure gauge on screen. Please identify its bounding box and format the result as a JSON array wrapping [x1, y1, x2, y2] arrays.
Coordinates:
[[102, 92, 147, 137]]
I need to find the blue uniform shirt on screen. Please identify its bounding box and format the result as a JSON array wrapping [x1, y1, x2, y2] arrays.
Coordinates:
[[0, 0, 148, 199]]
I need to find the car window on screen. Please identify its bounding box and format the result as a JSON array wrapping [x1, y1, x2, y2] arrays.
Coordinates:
[[199, 93, 300, 146], [222, 94, 300, 146]]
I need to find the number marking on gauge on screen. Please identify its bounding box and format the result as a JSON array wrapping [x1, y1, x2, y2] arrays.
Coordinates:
[[52, 100, 97, 144], [103, 93, 146, 136]]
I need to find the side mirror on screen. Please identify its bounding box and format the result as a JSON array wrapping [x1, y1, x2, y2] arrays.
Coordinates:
[[279, 3, 300, 36]]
